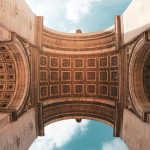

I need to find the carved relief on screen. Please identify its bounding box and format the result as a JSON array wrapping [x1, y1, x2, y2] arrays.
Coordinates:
[[40, 85, 48, 98], [40, 70, 48, 82], [87, 71, 96, 81], [0, 45, 16, 108], [74, 84, 84, 95], [110, 55, 118, 67], [143, 53, 150, 101], [87, 58, 96, 68], [99, 57, 108, 68], [50, 85, 59, 96], [74, 71, 84, 81], [50, 57, 59, 68], [86, 84, 96, 95], [61, 71, 71, 81], [50, 71, 59, 82], [110, 71, 118, 82], [110, 85, 118, 98], [61, 84, 71, 95], [40, 55, 48, 67], [99, 84, 108, 96], [99, 71, 108, 82], [62, 58, 71, 68], [40, 52, 119, 100], [74, 58, 84, 68]]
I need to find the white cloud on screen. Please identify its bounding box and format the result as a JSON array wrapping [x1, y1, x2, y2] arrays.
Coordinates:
[[29, 119, 89, 150], [65, 0, 101, 23], [25, 0, 67, 31], [102, 138, 129, 150]]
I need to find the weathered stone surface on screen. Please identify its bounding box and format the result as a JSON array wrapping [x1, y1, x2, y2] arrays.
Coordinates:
[[0, 0, 36, 43], [122, 109, 150, 150], [0, 109, 36, 150], [123, 0, 150, 43], [0, 0, 150, 150]]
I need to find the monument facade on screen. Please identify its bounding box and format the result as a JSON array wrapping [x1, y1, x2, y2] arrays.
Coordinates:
[[0, 0, 150, 150]]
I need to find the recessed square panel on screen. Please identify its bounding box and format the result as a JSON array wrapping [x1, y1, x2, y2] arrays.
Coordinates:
[[40, 70, 48, 82], [0, 83, 5, 91], [0, 63, 5, 72], [87, 58, 96, 68], [110, 85, 118, 98], [74, 58, 84, 68], [74, 84, 84, 95], [50, 71, 59, 82], [99, 57, 108, 68], [6, 82, 15, 91], [50, 57, 59, 68], [61, 58, 71, 68], [0, 45, 8, 52], [110, 71, 118, 82], [0, 55, 3, 61], [86, 84, 96, 95], [40, 55, 48, 67], [74, 71, 84, 81], [61, 84, 71, 95], [99, 84, 108, 96], [0, 73, 5, 81], [61, 71, 71, 81], [6, 63, 15, 71], [7, 73, 15, 81], [87, 71, 96, 81], [3, 53, 13, 62], [110, 55, 118, 67], [50, 84, 59, 96], [40, 85, 48, 98], [99, 71, 108, 82], [0, 93, 4, 101], [4, 92, 12, 101], [0, 102, 9, 108]]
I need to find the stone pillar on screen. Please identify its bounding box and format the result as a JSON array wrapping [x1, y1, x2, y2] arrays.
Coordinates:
[[0, 109, 36, 150], [122, 109, 150, 150]]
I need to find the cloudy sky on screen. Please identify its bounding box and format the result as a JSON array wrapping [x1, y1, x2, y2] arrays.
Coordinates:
[[26, 0, 131, 150], [26, 0, 131, 32], [29, 120, 129, 150]]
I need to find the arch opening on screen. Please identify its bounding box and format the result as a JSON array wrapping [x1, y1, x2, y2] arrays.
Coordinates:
[[29, 119, 128, 150]]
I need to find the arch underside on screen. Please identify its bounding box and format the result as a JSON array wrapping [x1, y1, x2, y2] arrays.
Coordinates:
[[0, 33, 30, 119], [39, 27, 119, 134], [43, 98, 115, 127], [128, 32, 150, 121]]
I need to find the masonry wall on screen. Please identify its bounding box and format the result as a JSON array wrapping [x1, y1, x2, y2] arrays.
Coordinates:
[[122, 109, 150, 150], [0, 0, 36, 44], [0, 109, 37, 150], [123, 0, 150, 43]]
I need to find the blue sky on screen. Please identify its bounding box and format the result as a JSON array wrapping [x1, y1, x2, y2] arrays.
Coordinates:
[[26, 0, 131, 150], [26, 0, 131, 32], [29, 120, 129, 150]]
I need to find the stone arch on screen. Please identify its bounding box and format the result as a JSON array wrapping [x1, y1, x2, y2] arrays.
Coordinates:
[[129, 35, 150, 121], [0, 35, 30, 116], [43, 98, 115, 130], [143, 52, 150, 101]]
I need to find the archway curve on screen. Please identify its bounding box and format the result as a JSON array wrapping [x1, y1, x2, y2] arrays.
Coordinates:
[[44, 115, 114, 128], [0, 34, 31, 115], [43, 98, 115, 130], [129, 35, 150, 121]]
